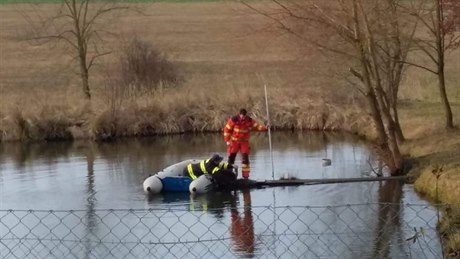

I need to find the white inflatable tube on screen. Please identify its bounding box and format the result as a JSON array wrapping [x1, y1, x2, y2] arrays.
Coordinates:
[[143, 175, 163, 194], [189, 174, 214, 194]]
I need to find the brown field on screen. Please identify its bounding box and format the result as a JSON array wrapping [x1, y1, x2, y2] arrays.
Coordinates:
[[1, 1, 459, 252], [0, 2, 373, 140], [1, 2, 459, 140]]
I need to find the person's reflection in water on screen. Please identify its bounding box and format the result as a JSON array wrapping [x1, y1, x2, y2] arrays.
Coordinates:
[[146, 189, 256, 257], [230, 189, 255, 258]]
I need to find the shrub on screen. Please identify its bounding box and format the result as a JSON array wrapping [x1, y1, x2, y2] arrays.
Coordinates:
[[119, 38, 180, 95]]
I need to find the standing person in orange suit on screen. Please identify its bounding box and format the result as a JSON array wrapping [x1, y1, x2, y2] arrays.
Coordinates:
[[223, 108, 268, 179], [230, 189, 255, 257]]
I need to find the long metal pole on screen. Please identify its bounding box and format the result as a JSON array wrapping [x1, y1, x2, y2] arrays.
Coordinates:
[[264, 83, 277, 257], [264, 84, 275, 180]]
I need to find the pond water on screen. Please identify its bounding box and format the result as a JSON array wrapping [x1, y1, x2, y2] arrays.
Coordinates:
[[0, 132, 441, 258]]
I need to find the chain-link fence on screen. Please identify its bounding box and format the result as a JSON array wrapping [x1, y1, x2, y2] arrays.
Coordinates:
[[0, 202, 451, 259]]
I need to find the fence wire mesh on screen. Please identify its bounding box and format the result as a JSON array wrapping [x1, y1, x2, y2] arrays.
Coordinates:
[[1, 201, 452, 259]]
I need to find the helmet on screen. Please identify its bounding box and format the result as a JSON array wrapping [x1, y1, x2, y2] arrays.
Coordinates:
[[210, 154, 223, 164]]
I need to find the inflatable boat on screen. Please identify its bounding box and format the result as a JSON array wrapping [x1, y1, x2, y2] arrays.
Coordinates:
[[143, 159, 216, 194]]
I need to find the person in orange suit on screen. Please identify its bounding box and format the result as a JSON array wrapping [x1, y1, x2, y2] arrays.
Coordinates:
[[223, 108, 268, 179], [230, 189, 255, 257]]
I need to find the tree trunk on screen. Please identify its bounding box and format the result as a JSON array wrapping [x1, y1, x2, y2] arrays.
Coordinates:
[[373, 87, 403, 174], [392, 58, 405, 143], [78, 38, 91, 100], [355, 0, 402, 175], [80, 62, 91, 100], [436, 0, 454, 129], [437, 64, 453, 128], [392, 104, 405, 144], [73, 0, 91, 100], [366, 90, 388, 147], [386, 119, 403, 175]]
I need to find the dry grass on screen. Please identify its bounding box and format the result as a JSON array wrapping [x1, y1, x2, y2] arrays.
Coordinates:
[[414, 163, 460, 204], [437, 206, 460, 256], [446, 233, 460, 257], [399, 101, 460, 154]]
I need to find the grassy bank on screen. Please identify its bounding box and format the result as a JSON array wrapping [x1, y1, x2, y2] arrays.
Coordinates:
[[0, 1, 459, 253], [399, 101, 460, 255], [0, 92, 373, 141], [408, 147, 460, 256]]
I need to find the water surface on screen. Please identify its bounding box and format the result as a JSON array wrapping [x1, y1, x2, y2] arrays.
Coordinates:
[[0, 132, 441, 258]]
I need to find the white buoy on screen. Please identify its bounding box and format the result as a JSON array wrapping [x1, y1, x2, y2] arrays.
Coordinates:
[[322, 158, 332, 167], [143, 175, 163, 194]]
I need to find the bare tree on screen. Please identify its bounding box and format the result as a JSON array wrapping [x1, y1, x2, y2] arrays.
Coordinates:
[[243, 0, 417, 174], [25, 0, 128, 100], [405, 0, 460, 129]]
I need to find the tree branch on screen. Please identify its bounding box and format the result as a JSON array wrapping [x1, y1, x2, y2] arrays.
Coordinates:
[[399, 60, 437, 74]]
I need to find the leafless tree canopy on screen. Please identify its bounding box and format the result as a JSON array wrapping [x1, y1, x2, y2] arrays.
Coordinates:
[[243, 0, 424, 174], [24, 0, 129, 100], [403, 0, 460, 128]]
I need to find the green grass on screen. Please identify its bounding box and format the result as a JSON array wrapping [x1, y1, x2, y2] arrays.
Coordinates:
[[0, 0, 227, 4]]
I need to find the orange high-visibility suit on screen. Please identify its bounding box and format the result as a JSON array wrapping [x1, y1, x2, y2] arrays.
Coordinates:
[[230, 189, 254, 256], [223, 112, 267, 178]]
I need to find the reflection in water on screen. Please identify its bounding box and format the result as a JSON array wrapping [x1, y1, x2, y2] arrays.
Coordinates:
[[230, 189, 255, 258], [0, 141, 75, 170], [0, 131, 371, 174], [83, 143, 97, 259], [147, 190, 239, 218], [373, 180, 404, 258], [5, 132, 340, 157], [190, 191, 238, 219], [146, 191, 191, 204], [147, 189, 257, 257]]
